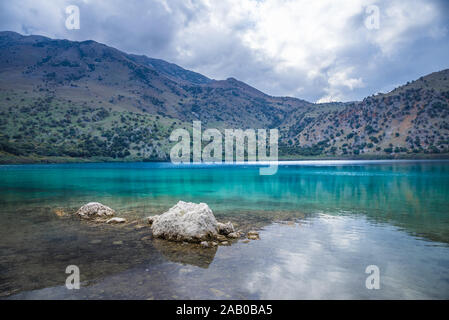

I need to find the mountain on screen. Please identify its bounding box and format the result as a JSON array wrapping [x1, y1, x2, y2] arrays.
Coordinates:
[[288, 70, 449, 157], [0, 31, 447, 163], [0, 31, 317, 128]]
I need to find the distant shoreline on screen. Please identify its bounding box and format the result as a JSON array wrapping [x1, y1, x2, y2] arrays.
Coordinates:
[[1, 153, 448, 165]]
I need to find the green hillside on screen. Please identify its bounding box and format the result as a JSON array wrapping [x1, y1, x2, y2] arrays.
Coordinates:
[[0, 31, 448, 163]]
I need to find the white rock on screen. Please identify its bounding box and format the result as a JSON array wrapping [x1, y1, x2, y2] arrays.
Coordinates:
[[151, 201, 218, 242], [76, 202, 115, 219], [106, 217, 126, 224]]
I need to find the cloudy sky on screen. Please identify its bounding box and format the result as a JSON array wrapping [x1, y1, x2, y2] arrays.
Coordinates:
[[0, 0, 448, 102]]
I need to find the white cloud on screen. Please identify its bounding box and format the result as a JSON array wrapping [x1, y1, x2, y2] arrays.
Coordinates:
[[318, 67, 365, 103]]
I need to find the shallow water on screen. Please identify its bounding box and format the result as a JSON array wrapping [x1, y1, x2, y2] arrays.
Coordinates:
[[1, 160, 448, 299]]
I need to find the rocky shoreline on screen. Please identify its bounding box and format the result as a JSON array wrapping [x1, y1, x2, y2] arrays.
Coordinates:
[[71, 201, 260, 246]]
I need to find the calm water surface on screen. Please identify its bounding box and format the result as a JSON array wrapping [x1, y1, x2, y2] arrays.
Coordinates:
[[0, 160, 448, 299]]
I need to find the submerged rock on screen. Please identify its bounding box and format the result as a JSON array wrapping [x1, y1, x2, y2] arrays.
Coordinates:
[[76, 202, 115, 219], [141, 235, 152, 241], [106, 217, 126, 224], [53, 208, 66, 217], [151, 201, 219, 242], [247, 230, 260, 240], [153, 238, 217, 268]]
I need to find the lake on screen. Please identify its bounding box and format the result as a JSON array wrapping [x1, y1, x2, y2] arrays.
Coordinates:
[[0, 160, 448, 299]]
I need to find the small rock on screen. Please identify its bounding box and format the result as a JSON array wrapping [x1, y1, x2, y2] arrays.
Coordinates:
[[211, 241, 218, 246], [241, 240, 250, 244], [147, 215, 159, 225], [217, 221, 235, 235], [112, 240, 123, 245], [227, 232, 240, 239], [134, 224, 146, 230], [53, 208, 65, 217], [220, 241, 229, 245], [106, 217, 126, 224], [200, 241, 210, 248], [141, 236, 152, 241], [247, 230, 260, 240], [216, 234, 227, 241], [90, 239, 102, 244]]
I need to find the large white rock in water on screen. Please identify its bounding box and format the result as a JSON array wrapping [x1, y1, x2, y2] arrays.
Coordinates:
[[151, 201, 218, 242], [76, 202, 115, 219]]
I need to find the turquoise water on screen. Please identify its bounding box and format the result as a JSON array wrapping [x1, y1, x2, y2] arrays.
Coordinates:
[[0, 160, 448, 299]]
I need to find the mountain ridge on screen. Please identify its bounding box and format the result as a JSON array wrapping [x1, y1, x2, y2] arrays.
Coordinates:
[[0, 31, 448, 163]]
